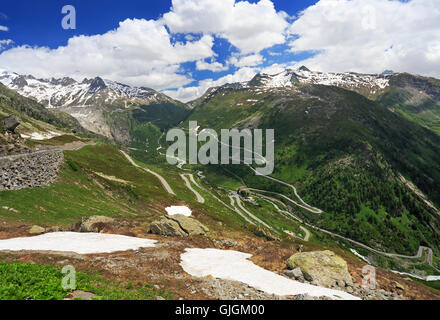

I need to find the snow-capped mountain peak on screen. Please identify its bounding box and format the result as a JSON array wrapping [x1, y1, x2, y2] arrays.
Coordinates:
[[0, 71, 170, 109], [257, 67, 392, 91], [238, 66, 393, 98]]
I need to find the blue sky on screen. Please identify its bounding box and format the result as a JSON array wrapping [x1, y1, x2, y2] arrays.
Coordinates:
[[0, 0, 438, 101], [0, 1, 316, 47]]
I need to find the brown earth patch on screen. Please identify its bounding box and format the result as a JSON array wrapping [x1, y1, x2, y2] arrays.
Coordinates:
[[0, 218, 439, 300]]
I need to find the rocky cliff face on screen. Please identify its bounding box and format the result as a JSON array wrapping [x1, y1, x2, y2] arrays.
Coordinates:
[[0, 150, 64, 190]]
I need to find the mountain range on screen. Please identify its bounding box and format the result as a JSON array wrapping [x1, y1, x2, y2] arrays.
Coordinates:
[[0, 71, 190, 144], [1, 66, 440, 272]]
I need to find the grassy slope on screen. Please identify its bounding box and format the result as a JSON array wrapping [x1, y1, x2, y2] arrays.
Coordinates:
[[0, 143, 263, 233], [378, 73, 440, 135], [183, 85, 440, 255], [0, 144, 172, 225], [0, 259, 171, 300]]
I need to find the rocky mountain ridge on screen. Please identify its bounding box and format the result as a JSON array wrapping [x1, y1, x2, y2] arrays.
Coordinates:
[[0, 71, 190, 143], [0, 71, 175, 108], [190, 67, 393, 107]]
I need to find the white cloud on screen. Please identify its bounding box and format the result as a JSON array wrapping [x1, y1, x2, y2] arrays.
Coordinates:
[[0, 19, 214, 90], [164, 67, 257, 102], [288, 0, 440, 77], [0, 26, 8, 32], [163, 0, 288, 54], [196, 59, 229, 72], [229, 53, 264, 67], [199, 66, 257, 88], [0, 39, 13, 49], [259, 63, 291, 75]]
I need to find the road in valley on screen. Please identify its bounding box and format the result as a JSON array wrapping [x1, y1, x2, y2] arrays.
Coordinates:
[[180, 174, 205, 203], [120, 150, 176, 195]]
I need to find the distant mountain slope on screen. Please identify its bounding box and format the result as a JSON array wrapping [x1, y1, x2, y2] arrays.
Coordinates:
[[0, 83, 86, 135], [190, 67, 392, 109], [0, 72, 190, 145], [190, 67, 440, 136], [378, 73, 440, 135], [185, 73, 440, 254]]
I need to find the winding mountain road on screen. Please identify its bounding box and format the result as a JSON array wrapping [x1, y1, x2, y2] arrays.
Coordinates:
[[232, 193, 279, 234], [120, 150, 176, 195], [249, 188, 440, 275], [247, 166, 322, 215], [154, 128, 440, 276], [228, 195, 257, 225], [180, 174, 205, 203]]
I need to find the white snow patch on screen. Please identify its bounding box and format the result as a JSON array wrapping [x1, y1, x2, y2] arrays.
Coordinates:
[[264, 71, 294, 88], [426, 275, 440, 282], [350, 249, 370, 264], [391, 270, 440, 282], [20, 131, 62, 140], [165, 206, 192, 217], [258, 68, 390, 92], [180, 248, 360, 300], [0, 232, 157, 254]]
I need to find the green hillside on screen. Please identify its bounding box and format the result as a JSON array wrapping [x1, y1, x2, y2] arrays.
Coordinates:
[[378, 73, 440, 135], [184, 84, 440, 254]]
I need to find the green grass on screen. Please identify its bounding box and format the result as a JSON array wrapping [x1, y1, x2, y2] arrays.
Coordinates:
[[183, 83, 440, 255], [25, 134, 89, 147], [0, 144, 172, 225], [244, 197, 303, 237], [0, 142, 256, 232], [0, 260, 171, 300]]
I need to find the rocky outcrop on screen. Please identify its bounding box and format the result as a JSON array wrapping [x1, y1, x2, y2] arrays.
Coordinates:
[[64, 290, 99, 300], [79, 216, 115, 233], [0, 150, 64, 190], [149, 215, 209, 237], [286, 250, 353, 288], [150, 217, 187, 237], [29, 225, 46, 235], [3, 115, 20, 132]]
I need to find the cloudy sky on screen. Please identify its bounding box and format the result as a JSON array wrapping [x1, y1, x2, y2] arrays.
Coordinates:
[[0, 0, 439, 102]]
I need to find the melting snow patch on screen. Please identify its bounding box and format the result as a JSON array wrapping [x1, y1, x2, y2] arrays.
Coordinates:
[[166, 206, 192, 217], [350, 249, 370, 264], [20, 131, 62, 141], [0, 232, 157, 254], [180, 248, 360, 300], [391, 270, 440, 282]]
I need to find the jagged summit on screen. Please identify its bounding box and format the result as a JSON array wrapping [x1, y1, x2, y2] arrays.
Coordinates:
[[298, 65, 311, 72], [88, 77, 107, 93]]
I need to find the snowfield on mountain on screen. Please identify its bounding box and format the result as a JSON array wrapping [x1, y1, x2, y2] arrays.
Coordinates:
[[180, 248, 360, 300], [165, 206, 193, 217], [0, 232, 157, 254]]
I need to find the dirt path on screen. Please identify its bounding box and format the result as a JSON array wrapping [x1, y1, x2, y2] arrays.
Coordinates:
[[120, 150, 176, 195]]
